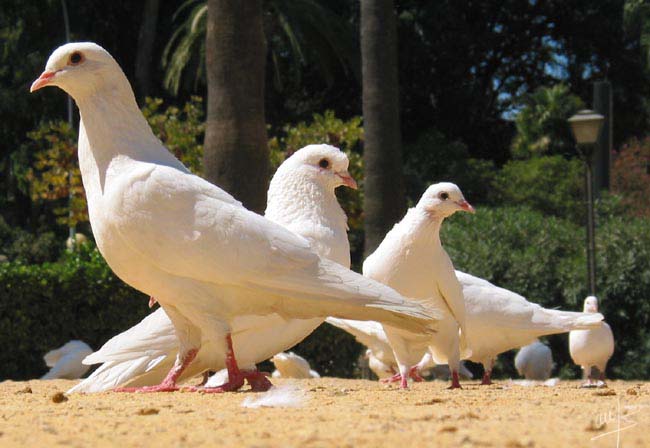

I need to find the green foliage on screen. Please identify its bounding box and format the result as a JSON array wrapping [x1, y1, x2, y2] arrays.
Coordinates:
[[442, 206, 650, 379], [492, 155, 585, 222], [163, 0, 358, 95], [25, 121, 87, 227], [141, 96, 205, 174], [0, 245, 149, 380], [22, 97, 204, 227], [612, 136, 650, 217], [0, 216, 61, 264], [403, 129, 496, 205], [511, 85, 583, 159]]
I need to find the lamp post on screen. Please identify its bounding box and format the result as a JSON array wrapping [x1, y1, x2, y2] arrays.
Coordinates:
[[568, 110, 605, 296]]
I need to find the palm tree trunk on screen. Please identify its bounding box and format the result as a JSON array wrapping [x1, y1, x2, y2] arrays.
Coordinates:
[[134, 0, 160, 103], [361, 0, 405, 256], [204, 0, 269, 213]]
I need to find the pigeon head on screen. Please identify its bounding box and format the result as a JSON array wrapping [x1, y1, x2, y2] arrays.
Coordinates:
[[30, 42, 127, 99], [416, 182, 474, 217], [279, 144, 357, 191], [583, 296, 599, 313]]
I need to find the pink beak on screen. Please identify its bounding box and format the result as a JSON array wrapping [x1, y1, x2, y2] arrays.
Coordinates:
[[457, 200, 475, 213], [30, 70, 57, 92], [337, 171, 358, 190]]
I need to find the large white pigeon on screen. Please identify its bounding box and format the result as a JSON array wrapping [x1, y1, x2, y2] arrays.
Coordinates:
[[270, 352, 320, 379], [514, 340, 553, 380], [41, 340, 93, 380], [569, 296, 614, 386], [32, 42, 439, 393], [364, 183, 474, 389], [69, 144, 360, 393]]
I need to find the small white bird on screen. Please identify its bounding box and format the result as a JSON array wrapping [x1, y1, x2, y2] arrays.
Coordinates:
[[271, 352, 320, 379], [569, 296, 614, 387], [364, 183, 474, 389], [514, 340, 554, 380], [41, 340, 93, 380], [32, 43, 438, 393]]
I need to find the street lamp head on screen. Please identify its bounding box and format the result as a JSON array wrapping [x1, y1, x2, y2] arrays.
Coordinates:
[[568, 109, 605, 145]]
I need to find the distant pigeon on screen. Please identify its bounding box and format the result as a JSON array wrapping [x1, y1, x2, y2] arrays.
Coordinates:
[[271, 352, 320, 379], [42, 340, 93, 380], [569, 296, 614, 387], [515, 340, 553, 380]]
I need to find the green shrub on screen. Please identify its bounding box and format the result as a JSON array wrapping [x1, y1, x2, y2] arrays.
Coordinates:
[[0, 245, 148, 380], [0, 216, 62, 264], [491, 155, 584, 223]]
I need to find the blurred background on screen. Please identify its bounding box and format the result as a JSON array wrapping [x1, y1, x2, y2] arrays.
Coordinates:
[[1, 0, 649, 381]]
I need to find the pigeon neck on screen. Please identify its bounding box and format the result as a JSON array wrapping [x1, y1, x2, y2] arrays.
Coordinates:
[[265, 172, 347, 235], [404, 207, 444, 245], [76, 88, 163, 162]]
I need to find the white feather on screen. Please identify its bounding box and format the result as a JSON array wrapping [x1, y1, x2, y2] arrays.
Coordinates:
[[241, 385, 307, 408]]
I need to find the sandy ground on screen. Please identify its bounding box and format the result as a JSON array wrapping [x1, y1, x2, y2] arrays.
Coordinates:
[[1, 378, 649, 448]]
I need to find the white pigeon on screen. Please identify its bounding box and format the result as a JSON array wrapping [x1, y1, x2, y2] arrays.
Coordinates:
[[69, 144, 358, 393], [456, 271, 604, 384], [569, 296, 614, 386], [32, 42, 439, 393], [364, 183, 474, 389], [514, 340, 553, 380], [271, 352, 320, 379], [41, 340, 93, 380]]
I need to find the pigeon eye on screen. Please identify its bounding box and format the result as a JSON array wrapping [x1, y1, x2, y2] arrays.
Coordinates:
[[318, 158, 330, 169], [69, 52, 84, 65], [439, 192, 449, 200]]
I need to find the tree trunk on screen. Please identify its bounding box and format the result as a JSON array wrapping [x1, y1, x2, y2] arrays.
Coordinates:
[[361, 0, 405, 257], [204, 0, 269, 213], [134, 0, 160, 103]]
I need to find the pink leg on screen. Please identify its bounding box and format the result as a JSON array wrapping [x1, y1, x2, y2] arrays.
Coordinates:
[[380, 364, 423, 387], [481, 370, 492, 385], [199, 334, 273, 393], [148, 296, 157, 308], [380, 372, 403, 384], [115, 348, 198, 393], [448, 371, 462, 389]]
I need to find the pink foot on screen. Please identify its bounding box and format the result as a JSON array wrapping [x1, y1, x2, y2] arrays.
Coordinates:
[[481, 371, 492, 385], [447, 371, 462, 389], [409, 366, 425, 382], [381, 372, 402, 384]]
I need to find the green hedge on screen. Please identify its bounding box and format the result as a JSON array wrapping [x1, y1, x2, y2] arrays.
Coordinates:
[[0, 245, 149, 380]]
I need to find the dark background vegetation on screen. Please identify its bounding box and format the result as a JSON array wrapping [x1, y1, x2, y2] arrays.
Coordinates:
[[1, 0, 649, 380]]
